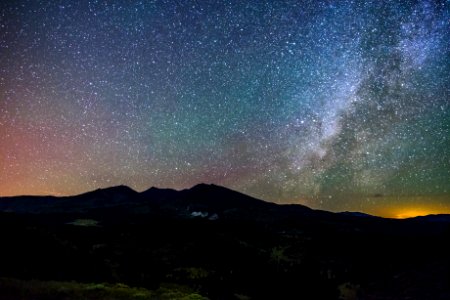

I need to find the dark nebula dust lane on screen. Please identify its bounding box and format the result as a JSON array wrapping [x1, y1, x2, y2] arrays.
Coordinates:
[[0, 0, 449, 217]]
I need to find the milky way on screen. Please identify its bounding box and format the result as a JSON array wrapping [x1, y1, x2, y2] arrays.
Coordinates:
[[1, 0, 449, 217]]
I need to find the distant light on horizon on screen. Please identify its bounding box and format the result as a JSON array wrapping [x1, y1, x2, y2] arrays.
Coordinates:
[[394, 210, 429, 219]]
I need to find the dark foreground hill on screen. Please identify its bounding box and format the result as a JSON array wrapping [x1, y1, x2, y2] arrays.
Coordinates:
[[0, 184, 449, 299]]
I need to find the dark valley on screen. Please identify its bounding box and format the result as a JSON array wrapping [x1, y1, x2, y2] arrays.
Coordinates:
[[0, 184, 449, 299]]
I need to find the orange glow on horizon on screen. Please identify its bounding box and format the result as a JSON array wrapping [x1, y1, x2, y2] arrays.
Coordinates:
[[368, 196, 450, 219], [394, 209, 432, 219]]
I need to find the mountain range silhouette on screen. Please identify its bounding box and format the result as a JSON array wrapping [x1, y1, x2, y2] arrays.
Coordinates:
[[1, 184, 449, 223], [0, 184, 449, 299]]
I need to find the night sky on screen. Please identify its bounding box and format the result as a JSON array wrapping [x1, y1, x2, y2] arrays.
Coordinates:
[[1, 0, 449, 218]]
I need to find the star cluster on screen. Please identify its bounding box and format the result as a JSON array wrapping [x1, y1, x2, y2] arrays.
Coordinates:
[[1, 0, 449, 216]]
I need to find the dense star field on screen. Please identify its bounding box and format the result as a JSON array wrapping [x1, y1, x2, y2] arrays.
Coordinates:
[[0, 0, 449, 217]]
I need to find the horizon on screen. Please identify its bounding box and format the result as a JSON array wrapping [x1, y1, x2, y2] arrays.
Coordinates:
[[2, 182, 449, 219], [1, 1, 449, 218]]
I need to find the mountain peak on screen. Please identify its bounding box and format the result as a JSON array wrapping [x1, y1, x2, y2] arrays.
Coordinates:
[[84, 185, 137, 195], [190, 183, 222, 191], [109, 185, 135, 192]]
